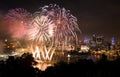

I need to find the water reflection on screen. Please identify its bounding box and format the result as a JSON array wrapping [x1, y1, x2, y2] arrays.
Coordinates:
[[33, 62, 52, 71]]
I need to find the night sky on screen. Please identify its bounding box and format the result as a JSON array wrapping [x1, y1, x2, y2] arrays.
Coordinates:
[[0, 0, 120, 41]]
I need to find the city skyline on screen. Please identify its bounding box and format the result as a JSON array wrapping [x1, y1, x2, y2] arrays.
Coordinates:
[[0, 0, 120, 41]]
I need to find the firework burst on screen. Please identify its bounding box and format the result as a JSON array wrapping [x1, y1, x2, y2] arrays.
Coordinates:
[[4, 8, 33, 39], [27, 15, 55, 44], [5, 8, 32, 24], [39, 4, 81, 48]]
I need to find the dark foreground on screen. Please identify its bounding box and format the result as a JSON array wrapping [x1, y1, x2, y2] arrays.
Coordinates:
[[0, 53, 120, 77]]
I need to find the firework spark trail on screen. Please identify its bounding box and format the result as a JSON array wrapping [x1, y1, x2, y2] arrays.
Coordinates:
[[30, 43, 55, 61]]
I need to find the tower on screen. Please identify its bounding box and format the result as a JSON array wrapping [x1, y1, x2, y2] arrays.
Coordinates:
[[111, 37, 115, 46]]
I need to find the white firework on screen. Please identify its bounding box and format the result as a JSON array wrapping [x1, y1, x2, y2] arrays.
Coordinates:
[[40, 4, 81, 48], [28, 15, 55, 43]]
